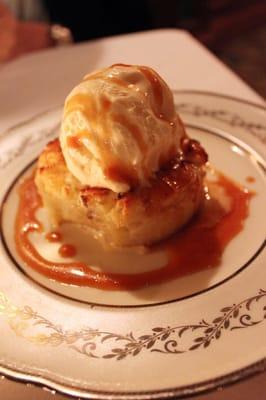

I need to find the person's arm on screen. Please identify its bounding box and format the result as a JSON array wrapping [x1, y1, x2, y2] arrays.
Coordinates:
[[0, 2, 70, 62], [0, 2, 17, 61]]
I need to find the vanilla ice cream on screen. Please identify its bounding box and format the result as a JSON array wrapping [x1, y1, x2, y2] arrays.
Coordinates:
[[60, 64, 186, 193]]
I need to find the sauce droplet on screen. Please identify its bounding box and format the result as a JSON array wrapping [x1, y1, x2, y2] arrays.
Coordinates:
[[58, 244, 77, 258], [46, 231, 62, 242], [246, 176, 255, 183]]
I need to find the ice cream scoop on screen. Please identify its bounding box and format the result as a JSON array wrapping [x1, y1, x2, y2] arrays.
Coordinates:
[[60, 64, 186, 193]]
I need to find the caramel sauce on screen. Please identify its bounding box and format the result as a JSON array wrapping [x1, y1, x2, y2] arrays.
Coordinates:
[[138, 66, 163, 113], [104, 162, 139, 188], [159, 144, 178, 169], [65, 90, 141, 187], [59, 244, 77, 258], [111, 63, 131, 68], [46, 231, 62, 242], [246, 176, 255, 183], [100, 94, 112, 111], [107, 76, 130, 88], [67, 131, 92, 150], [65, 93, 116, 171], [110, 64, 164, 116], [82, 70, 107, 82], [112, 64, 174, 125], [67, 136, 82, 149], [65, 93, 98, 127], [64, 65, 179, 188], [181, 137, 208, 166], [15, 173, 253, 290]]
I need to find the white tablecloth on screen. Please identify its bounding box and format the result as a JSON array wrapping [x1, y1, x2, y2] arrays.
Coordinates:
[[0, 29, 265, 399]]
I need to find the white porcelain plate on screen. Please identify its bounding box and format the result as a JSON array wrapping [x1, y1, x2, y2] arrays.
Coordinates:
[[0, 91, 265, 399]]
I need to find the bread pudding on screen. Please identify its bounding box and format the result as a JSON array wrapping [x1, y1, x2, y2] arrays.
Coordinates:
[[35, 64, 208, 247]]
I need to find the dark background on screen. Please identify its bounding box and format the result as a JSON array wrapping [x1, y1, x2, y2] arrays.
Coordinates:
[[43, 0, 266, 97]]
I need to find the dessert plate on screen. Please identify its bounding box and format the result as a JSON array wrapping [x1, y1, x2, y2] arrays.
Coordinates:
[[0, 91, 265, 399]]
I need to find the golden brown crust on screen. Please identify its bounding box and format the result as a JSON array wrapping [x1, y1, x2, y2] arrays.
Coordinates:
[[35, 139, 206, 247]]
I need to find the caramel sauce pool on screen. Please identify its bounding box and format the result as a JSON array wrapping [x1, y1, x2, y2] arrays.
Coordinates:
[[15, 174, 253, 290]]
